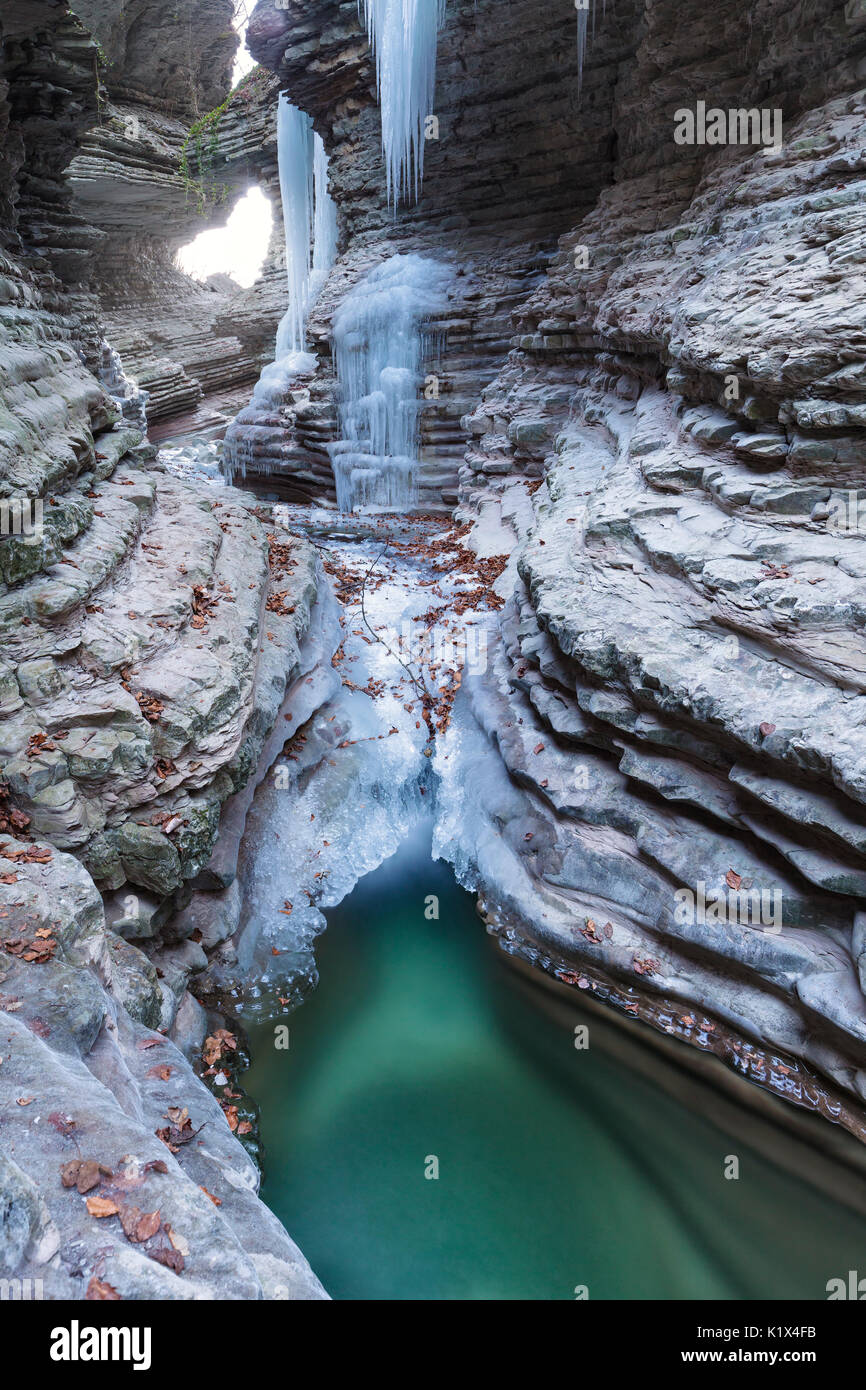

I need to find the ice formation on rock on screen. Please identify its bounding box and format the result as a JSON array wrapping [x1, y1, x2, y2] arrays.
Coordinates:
[[328, 253, 452, 512], [275, 95, 315, 357], [232, 538, 431, 1006], [98, 338, 149, 432], [576, 0, 607, 93], [274, 97, 338, 357], [311, 132, 338, 300], [223, 97, 337, 482], [273, 98, 337, 358], [359, 0, 446, 206]]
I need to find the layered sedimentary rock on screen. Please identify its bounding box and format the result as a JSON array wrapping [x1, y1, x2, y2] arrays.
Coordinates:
[[0, 837, 325, 1298], [229, 0, 866, 1138], [0, 0, 326, 1297], [225, 0, 636, 502], [6, 0, 866, 1300], [446, 1, 866, 1133], [64, 4, 285, 422], [0, 0, 105, 361]]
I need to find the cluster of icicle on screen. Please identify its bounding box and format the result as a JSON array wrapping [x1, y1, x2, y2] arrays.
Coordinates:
[[359, 0, 446, 207], [222, 95, 337, 482], [328, 253, 452, 512]]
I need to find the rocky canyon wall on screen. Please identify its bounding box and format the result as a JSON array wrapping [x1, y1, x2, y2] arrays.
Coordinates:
[[232, 0, 866, 1139], [449, 0, 866, 1136], [62, 1, 286, 423], [4, 0, 866, 1302], [0, 0, 326, 1298]]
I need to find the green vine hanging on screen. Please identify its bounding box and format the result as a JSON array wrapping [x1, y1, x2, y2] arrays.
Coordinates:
[[179, 66, 267, 215]]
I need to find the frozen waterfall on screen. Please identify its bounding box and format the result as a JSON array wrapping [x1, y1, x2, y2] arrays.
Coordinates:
[[312, 133, 338, 300], [359, 0, 446, 207], [273, 97, 337, 357], [98, 339, 149, 433], [223, 97, 337, 482], [328, 253, 452, 513]]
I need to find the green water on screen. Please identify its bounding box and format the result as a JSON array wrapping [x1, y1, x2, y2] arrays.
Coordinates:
[[245, 830, 866, 1300]]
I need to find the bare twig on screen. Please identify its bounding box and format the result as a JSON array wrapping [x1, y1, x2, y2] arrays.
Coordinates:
[[357, 543, 435, 734]]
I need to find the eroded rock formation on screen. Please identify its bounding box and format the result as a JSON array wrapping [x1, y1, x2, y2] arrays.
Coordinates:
[[0, 0, 325, 1298], [4, 0, 866, 1302], [63, 1, 284, 423], [447, 0, 866, 1133], [228, 0, 866, 1140]]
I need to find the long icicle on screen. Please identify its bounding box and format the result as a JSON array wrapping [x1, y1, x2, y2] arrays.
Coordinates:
[[275, 94, 315, 357], [358, 0, 446, 208], [576, 0, 609, 97], [223, 103, 338, 482]]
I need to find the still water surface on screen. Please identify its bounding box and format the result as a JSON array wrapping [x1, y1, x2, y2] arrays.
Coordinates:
[[245, 830, 866, 1300]]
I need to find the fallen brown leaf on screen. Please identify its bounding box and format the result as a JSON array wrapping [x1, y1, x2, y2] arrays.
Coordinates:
[[86, 1277, 121, 1300], [119, 1206, 161, 1243], [86, 1196, 119, 1218]]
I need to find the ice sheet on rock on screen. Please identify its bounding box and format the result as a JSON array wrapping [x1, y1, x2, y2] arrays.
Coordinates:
[[160, 437, 227, 486], [222, 351, 319, 481], [359, 0, 446, 206], [231, 541, 434, 1013], [328, 254, 452, 512], [251, 352, 318, 411], [432, 678, 537, 913], [98, 338, 149, 432]]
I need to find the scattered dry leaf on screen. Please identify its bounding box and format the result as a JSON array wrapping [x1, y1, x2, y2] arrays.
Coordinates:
[[86, 1196, 120, 1219], [86, 1277, 121, 1300]]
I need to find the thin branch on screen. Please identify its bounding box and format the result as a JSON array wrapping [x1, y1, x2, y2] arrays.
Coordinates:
[[358, 542, 434, 732]]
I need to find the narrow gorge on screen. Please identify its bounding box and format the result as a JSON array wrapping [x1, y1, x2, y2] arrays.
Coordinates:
[[3, 0, 866, 1309]]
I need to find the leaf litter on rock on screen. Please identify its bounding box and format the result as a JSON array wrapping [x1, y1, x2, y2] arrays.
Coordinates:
[[62, 1149, 189, 1274]]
